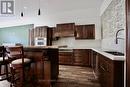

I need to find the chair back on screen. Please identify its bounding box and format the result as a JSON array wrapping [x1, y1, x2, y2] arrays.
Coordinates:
[[6, 46, 24, 62], [0, 46, 6, 63]]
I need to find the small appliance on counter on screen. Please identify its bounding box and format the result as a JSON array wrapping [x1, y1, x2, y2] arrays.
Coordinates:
[[35, 37, 47, 46]]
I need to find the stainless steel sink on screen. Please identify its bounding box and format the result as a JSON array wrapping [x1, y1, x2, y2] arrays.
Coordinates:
[[104, 51, 124, 56]]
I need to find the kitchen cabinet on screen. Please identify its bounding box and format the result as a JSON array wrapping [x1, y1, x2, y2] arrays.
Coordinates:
[[98, 53, 124, 87], [51, 27, 59, 41], [91, 50, 99, 75], [75, 24, 95, 39], [52, 27, 57, 39], [55, 23, 75, 37], [59, 52, 73, 65], [29, 26, 52, 46], [24, 47, 59, 87], [73, 49, 91, 66]]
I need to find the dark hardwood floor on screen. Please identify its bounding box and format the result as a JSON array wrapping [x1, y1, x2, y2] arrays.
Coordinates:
[[0, 65, 100, 87], [52, 65, 100, 87]]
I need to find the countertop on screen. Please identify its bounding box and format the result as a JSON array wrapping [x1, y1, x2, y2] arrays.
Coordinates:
[[58, 47, 125, 61], [24, 46, 59, 49], [24, 46, 125, 61], [92, 48, 125, 61]]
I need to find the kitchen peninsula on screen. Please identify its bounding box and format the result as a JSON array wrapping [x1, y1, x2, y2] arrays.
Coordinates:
[[23, 46, 59, 87]]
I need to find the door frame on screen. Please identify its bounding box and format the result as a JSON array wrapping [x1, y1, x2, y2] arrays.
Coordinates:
[[126, 0, 130, 86]]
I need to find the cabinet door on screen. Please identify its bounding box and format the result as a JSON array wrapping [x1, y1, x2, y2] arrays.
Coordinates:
[[73, 49, 90, 66], [29, 28, 35, 45], [75, 25, 84, 39], [56, 23, 75, 37], [91, 50, 98, 73], [52, 27, 59, 38], [98, 54, 113, 87], [47, 27, 53, 46], [59, 52, 73, 65], [24, 50, 46, 84], [34, 26, 48, 38], [83, 25, 95, 39], [75, 24, 95, 39]]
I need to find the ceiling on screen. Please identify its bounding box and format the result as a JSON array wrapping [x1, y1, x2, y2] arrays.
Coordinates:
[[0, 0, 105, 28], [22, 0, 104, 14]]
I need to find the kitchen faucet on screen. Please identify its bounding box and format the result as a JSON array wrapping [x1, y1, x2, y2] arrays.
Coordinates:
[[115, 29, 124, 44]]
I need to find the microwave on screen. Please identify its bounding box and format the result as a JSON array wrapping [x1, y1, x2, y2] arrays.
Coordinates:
[[35, 37, 47, 46]]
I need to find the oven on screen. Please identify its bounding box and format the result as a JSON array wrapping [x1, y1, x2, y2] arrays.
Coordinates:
[[35, 37, 47, 46]]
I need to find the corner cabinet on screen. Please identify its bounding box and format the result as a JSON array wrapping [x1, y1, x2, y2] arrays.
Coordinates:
[[98, 53, 124, 87], [75, 24, 95, 39]]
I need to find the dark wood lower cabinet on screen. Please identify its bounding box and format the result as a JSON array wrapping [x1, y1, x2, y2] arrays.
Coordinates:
[[73, 49, 91, 66], [59, 52, 73, 65], [98, 54, 124, 87], [58, 49, 124, 87], [23, 47, 59, 87], [91, 50, 99, 75], [59, 49, 91, 66]]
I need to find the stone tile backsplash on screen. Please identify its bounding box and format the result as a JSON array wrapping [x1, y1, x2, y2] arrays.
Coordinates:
[[101, 0, 126, 53]]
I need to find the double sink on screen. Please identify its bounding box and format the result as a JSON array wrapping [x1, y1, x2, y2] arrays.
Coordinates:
[[104, 51, 124, 56]]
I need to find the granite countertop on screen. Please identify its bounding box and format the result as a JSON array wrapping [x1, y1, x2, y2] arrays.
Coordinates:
[[24, 46, 59, 49], [24, 46, 125, 61], [59, 47, 125, 61], [92, 48, 125, 61]]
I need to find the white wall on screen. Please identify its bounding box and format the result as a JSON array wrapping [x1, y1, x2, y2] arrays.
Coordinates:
[[53, 37, 101, 49], [100, 0, 126, 53], [100, 0, 113, 16], [0, 0, 104, 48], [0, 0, 103, 39]]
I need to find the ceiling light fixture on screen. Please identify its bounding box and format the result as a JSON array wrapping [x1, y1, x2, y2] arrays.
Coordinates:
[[21, 0, 24, 17], [21, 12, 24, 17], [38, 0, 41, 15]]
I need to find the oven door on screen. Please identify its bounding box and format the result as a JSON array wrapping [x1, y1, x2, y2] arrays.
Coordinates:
[[35, 38, 47, 46]]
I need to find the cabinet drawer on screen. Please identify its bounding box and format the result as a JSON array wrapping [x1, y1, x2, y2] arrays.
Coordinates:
[[73, 49, 90, 66], [59, 52, 73, 65], [74, 57, 84, 62]]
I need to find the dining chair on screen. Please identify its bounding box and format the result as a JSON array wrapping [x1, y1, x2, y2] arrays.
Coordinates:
[[6, 46, 32, 87], [0, 46, 10, 81]]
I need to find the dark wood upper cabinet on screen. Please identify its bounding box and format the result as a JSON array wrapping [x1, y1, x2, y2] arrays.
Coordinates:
[[47, 27, 53, 46], [51, 27, 60, 40], [55, 23, 75, 37], [75, 24, 95, 39], [29, 26, 52, 46]]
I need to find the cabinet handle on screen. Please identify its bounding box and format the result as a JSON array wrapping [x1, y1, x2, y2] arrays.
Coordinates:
[[100, 65, 106, 72], [74, 31, 77, 37]]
